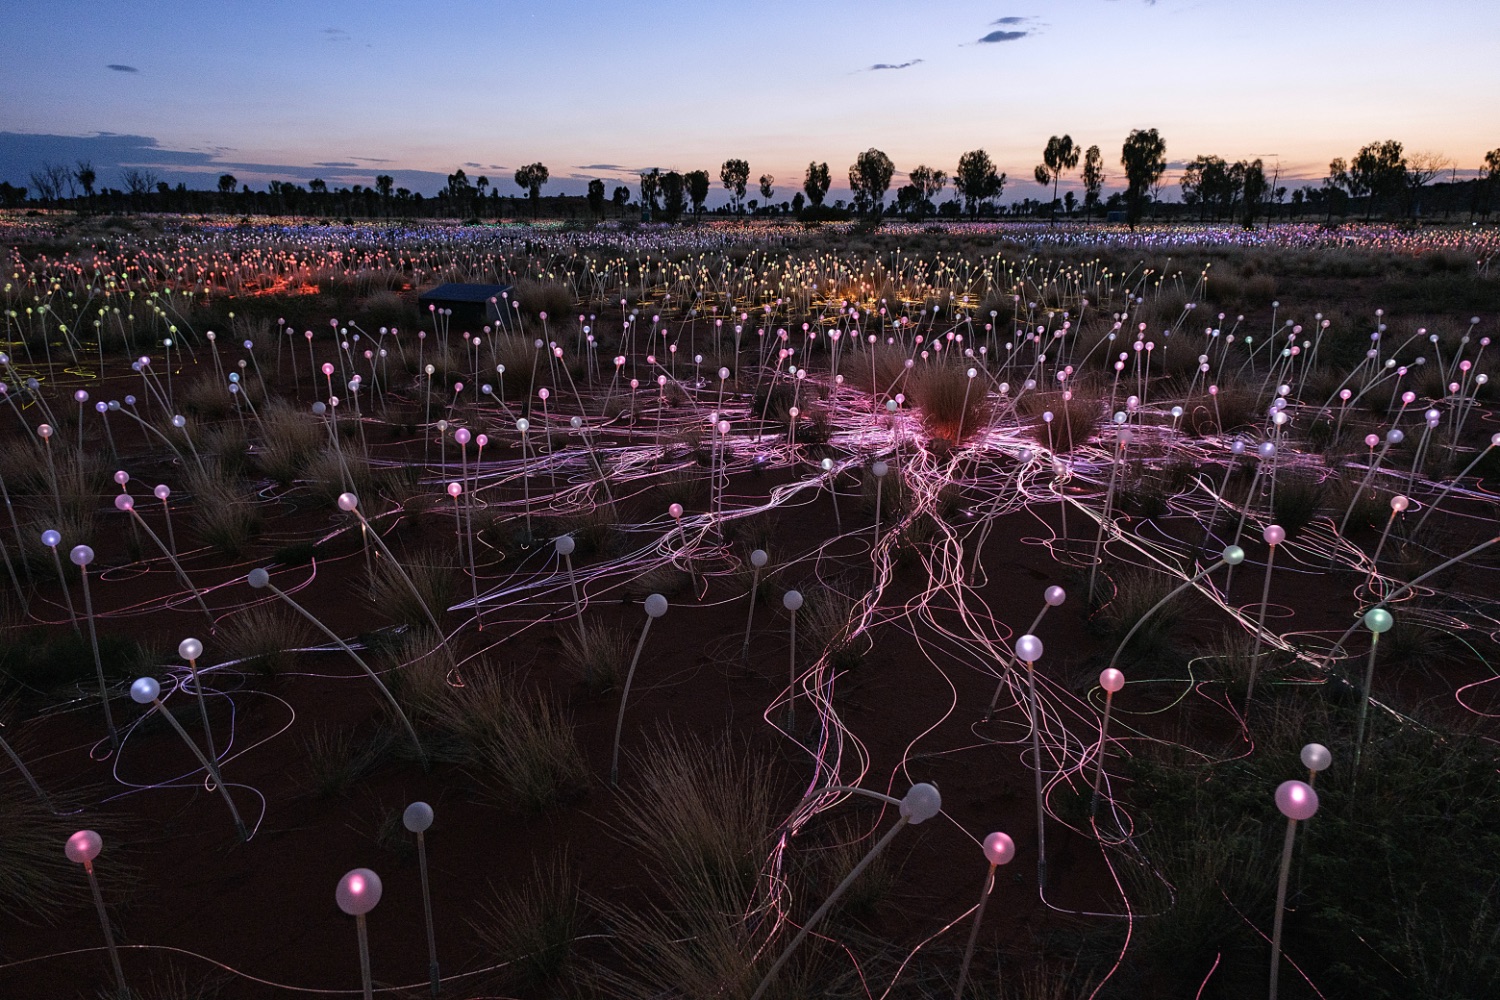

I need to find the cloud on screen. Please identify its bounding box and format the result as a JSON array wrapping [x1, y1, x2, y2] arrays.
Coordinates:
[[578, 163, 629, 171], [992, 16, 1027, 24], [868, 58, 923, 71], [106, 64, 139, 73], [977, 29, 1029, 42], [0, 130, 454, 195], [321, 27, 349, 42], [314, 161, 358, 168]]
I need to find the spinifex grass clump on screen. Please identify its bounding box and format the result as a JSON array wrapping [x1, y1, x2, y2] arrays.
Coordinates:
[[560, 620, 631, 693], [1094, 566, 1188, 661], [909, 361, 990, 447], [470, 853, 581, 996]]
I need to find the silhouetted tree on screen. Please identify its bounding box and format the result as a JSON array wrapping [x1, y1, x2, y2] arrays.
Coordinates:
[[803, 161, 831, 207], [1404, 151, 1449, 219], [638, 168, 661, 218], [1476, 148, 1500, 220], [720, 158, 750, 212], [587, 179, 606, 220], [685, 169, 710, 219], [1242, 159, 1267, 229], [28, 162, 70, 204], [791, 191, 805, 214], [908, 165, 946, 218], [74, 161, 96, 200], [612, 185, 630, 219], [513, 163, 549, 218], [1080, 145, 1104, 220], [848, 148, 895, 214], [1034, 135, 1079, 224], [660, 170, 686, 221], [1349, 140, 1405, 219], [1120, 128, 1166, 229], [758, 174, 775, 205], [954, 149, 1004, 217]]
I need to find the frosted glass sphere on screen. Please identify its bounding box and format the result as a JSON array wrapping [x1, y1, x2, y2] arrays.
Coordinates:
[[247, 568, 270, 589], [783, 590, 803, 612], [982, 831, 1015, 866], [402, 801, 434, 833], [1263, 525, 1285, 546], [338, 492, 358, 511], [872, 461, 888, 478], [336, 868, 383, 916], [42, 530, 61, 547], [66, 830, 102, 864], [669, 503, 683, 519], [114, 494, 134, 511], [113, 470, 129, 485], [900, 782, 942, 824], [1016, 634, 1043, 663], [154, 484, 171, 500], [554, 535, 575, 556], [1100, 668, 1125, 693], [130, 677, 160, 704], [750, 549, 769, 568], [69, 545, 94, 567], [1275, 780, 1319, 821], [1300, 743, 1332, 772], [1044, 585, 1066, 607], [1257, 441, 1276, 459], [1390, 495, 1409, 512], [454, 428, 470, 445], [1363, 608, 1393, 633], [178, 638, 202, 661], [1222, 545, 1245, 565], [644, 594, 669, 619]]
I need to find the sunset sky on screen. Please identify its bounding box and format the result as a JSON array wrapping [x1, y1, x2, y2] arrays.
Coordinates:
[[2, 0, 1496, 204]]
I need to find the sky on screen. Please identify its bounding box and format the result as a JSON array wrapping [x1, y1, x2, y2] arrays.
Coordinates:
[[1, 0, 1497, 205]]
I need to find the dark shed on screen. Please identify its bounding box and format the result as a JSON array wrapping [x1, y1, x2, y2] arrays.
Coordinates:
[[416, 283, 513, 328]]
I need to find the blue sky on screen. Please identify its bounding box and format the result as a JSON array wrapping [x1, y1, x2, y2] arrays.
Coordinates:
[[2, 0, 1496, 203]]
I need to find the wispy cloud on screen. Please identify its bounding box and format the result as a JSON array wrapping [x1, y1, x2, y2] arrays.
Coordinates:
[[578, 163, 629, 171], [977, 29, 1029, 42], [868, 58, 923, 71], [321, 27, 349, 42], [106, 64, 139, 73], [992, 16, 1027, 24]]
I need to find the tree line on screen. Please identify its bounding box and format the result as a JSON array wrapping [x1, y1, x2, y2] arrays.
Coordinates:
[[7, 136, 1498, 226]]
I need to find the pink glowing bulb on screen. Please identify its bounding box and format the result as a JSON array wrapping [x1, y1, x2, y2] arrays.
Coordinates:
[[1016, 634, 1043, 663], [66, 830, 103, 864], [1263, 524, 1285, 546], [336, 868, 383, 916], [1275, 780, 1319, 821], [982, 831, 1015, 866], [1100, 668, 1125, 693]]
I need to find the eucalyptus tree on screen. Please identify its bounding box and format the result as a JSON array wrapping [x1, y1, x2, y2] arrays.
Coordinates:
[[1120, 128, 1166, 229]]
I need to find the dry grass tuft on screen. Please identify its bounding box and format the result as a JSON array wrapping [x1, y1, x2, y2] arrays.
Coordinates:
[[909, 362, 991, 446], [217, 601, 312, 677]]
